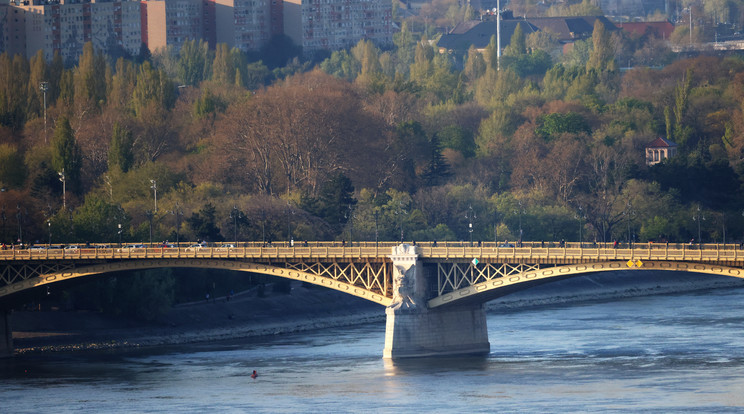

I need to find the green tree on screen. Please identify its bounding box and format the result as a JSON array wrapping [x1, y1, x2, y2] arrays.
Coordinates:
[[314, 172, 356, 233], [109, 122, 135, 173], [586, 20, 616, 72], [187, 203, 223, 241], [437, 125, 476, 157], [74, 42, 108, 110], [0, 143, 26, 188], [72, 195, 126, 242], [178, 39, 212, 86], [504, 23, 527, 57]]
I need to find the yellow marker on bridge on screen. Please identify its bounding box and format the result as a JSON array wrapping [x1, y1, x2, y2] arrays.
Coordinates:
[[626, 259, 644, 268]]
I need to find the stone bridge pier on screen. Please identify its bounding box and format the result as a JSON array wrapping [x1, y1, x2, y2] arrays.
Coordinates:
[[0, 309, 12, 358], [383, 245, 490, 359]]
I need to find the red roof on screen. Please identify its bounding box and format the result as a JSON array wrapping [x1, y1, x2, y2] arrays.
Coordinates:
[[616, 21, 674, 39], [646, 137, 677, 148]]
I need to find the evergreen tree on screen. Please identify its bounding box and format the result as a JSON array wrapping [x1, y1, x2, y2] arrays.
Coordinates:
[[420, 134, 451, 186], [187, 203, 223, 241], [317, 173, 356, 232]]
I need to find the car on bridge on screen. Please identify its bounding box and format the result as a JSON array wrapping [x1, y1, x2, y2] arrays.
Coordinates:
[[186, 242, 208, 251]]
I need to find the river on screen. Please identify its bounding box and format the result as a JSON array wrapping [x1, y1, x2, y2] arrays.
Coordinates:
[[3, 287, 744, 412]]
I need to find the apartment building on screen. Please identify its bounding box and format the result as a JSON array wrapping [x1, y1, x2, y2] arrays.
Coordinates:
[[283, 0, 392, 52], [2, 0, 141, 63], [1, 0, 392, 61]]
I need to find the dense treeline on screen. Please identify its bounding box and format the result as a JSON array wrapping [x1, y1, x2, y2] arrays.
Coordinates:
[[3, 21, 744, 312]]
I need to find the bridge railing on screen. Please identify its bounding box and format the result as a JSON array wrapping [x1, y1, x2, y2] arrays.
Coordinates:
[[1, 242, 742, 262]]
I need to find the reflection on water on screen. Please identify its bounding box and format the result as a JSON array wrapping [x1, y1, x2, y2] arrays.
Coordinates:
[[3, 288, 744, 412]]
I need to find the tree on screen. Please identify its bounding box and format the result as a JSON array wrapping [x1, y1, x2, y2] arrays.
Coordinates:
[[178, 39, 211, 86], [315, 172, 356, 232], [504, 23, 527, 57], [586, 20, 617, 72], [0, 143, 26, 188], [109, 122, 134, 172], [51, 116, 82, 195], [187, 203, 223, 241]]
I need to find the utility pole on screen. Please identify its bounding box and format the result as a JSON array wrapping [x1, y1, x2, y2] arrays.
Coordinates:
[[466, 204, 476, 246], [150, 180, 157, 212], [58, 170, 66, 209], [40, 81, 48, 144]]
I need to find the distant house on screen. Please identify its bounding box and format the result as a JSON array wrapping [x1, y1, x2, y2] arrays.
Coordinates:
[[437, 20, 538, 53], [645, 137, 677, 166], [437, 15, 618, 55]]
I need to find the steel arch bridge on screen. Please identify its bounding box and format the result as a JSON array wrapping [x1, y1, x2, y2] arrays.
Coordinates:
[[2, 242, 744, 309]]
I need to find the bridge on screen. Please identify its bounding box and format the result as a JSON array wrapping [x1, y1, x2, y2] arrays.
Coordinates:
[[2, 241, 744, 358]]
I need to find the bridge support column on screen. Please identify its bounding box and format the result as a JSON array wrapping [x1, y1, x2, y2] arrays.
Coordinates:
[[383, 244, 490, 359], [0, 309, 12, 358]]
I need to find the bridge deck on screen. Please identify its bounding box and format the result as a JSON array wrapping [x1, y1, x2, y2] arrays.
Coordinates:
[[0, 245, 742, 263]]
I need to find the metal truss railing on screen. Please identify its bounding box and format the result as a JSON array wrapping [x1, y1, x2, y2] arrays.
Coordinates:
[[436, 262, 544, 297], [285, 260, 390, 297]]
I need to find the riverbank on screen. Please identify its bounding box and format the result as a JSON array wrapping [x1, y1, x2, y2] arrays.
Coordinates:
[[11, 271, 744, 354]]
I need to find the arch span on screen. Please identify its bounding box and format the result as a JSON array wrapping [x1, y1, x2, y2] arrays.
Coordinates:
[[428, 260, 744, 308], [0, 259, 393, 307]]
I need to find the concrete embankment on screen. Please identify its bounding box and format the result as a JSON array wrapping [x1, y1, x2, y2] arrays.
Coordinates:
[[11, 271, 744, 354]]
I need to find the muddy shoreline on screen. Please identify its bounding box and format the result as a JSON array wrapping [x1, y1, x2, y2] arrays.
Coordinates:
[[11, 271, 744, 355]]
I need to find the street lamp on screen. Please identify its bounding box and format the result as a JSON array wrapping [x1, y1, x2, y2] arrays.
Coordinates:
[[374, 208, 379, 248], [345, 204, 354, 247], [693, 205, 705, 249], [150, 180, 157, 212], [16, 204, 23, 245], [40, 81, 48, 143], [575, 205, 583, 247], [231, 205, 241, 244], [466, 204, 476, 246], [624, 201, 635, 247], [515, 200, 524, 245], [146, 210, 154, 246], [169, 203, 183, 246], [1, 187, 5, 244], [58, 170, 66, 209], [395, 202, 407, 243], [118, 223, 122, 247], [47, 220, 51, 245]]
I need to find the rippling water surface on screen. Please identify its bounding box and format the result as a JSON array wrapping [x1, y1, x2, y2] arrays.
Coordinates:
[[3, 288, 744, 412]]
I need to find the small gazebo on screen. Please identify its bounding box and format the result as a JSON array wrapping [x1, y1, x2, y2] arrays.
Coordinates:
[[645, 137, 677, 166]]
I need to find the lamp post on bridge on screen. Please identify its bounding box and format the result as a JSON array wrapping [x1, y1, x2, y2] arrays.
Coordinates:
[[395, 202, 407, 243], [575, 204, 583, 247], [465, 204, 476, 247], [345, 204, 354, 247], [169, 203, 183, 246], [374, 208, 379, 248], [47, 220, 51, 246], [515, 200, 524, 246], [118, 223, 122, 247], [624, 201, 635, 248], [1, 187, 5, 244], [150, 180, 158, 213], [58, 170, 66, 210], [231, 205, 241, 245], [146, 210, 154, 246], [693, 205, 705, 249]]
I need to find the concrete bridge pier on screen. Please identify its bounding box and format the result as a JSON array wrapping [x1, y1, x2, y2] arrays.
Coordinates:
[[383, 245, 490, 359], [0, 309, 12, 358]]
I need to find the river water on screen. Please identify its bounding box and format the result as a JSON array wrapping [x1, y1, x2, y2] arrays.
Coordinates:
[[3, 287, 744, 412]]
